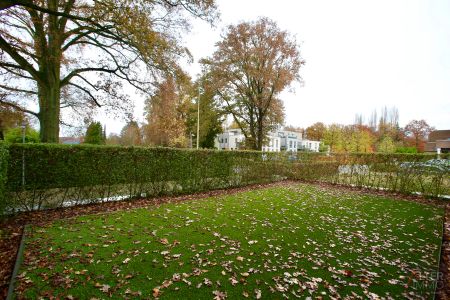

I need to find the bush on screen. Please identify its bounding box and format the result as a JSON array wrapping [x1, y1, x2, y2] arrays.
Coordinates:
[[84, 122, 105, 144], [4, 127, 40, 143], [396, 147, 418, 154]]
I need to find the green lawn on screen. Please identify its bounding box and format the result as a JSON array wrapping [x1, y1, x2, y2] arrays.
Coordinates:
[[15, 184, 443, 299]]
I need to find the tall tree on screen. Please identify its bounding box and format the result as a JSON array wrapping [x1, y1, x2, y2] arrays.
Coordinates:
[[144, 75, 189, 148], [344, 125, 374, 153], [201, 17, 304, 150], [120, 121, 141, 146], [186, 76, 223, 148], [305, 122, 325, 141], [323, 124, 343, 153], [0, 0, 218, 142], [106, 133, 120, 145], [377, 135, 396, 153], [404, 119, 434, 151], [84, 121, 104, 144]]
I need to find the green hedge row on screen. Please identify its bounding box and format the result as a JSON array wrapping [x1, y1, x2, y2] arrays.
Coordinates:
[[0, 143, 448, 214], [0, 142, 8, 214], [3, 144, 286, 212]]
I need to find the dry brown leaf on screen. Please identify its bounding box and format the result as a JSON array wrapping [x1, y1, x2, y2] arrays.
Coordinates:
[[152, 288, 160, 297]]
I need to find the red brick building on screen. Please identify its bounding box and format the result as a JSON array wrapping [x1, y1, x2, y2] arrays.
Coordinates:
[[425, 130, 450, 153]]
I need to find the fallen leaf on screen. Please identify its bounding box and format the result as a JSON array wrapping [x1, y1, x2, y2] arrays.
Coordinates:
[[122, 258, 131, 264], [255, 289, 262, 299], [100, 284, 110, 293], [213, 290, 227, 300], [152, 288, 160, 297]]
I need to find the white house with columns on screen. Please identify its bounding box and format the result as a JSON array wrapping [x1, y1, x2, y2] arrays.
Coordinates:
[[216, 128, 320, 152]]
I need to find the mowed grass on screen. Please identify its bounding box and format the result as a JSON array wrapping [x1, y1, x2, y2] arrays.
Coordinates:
[[15, 184, 443, 299]]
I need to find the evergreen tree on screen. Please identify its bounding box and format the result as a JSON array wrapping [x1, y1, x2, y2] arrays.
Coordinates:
[[84, 122, 105, 145]]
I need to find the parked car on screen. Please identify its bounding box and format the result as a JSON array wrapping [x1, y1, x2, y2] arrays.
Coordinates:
[[338, 164, 369, 175], [399, 159, 450, 173]]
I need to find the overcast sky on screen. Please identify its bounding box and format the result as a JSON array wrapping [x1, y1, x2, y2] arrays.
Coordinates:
[[100, 0, 450, 135]]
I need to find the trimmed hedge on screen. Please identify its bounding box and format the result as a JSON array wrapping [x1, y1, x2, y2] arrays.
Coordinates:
[[3, 144, 286, 212], [0, 143, 448, 214], [0, 142, 8, 214]]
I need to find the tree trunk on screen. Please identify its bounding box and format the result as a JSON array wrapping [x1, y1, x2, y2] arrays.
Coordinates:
[[38, 82, 60, 143], [256, 118, 264, 151], [35, 0, 62, 143]]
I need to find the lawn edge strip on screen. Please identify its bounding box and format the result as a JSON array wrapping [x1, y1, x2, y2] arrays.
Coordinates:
[[6, 225, 27, 300], [434, 205, 445, 299], [436, 203, 450, 300]]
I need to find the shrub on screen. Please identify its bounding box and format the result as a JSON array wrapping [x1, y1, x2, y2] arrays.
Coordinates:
[[396, 147, 418, 154], [84, 122, 105, 144], [4, 127, 40, 143]]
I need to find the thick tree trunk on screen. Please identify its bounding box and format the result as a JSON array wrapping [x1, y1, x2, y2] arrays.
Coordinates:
[[35, 0, 62, 143], [38, 82, 60, 143]]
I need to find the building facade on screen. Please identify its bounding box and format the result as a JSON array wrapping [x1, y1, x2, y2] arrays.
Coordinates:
[[277, 131, 301, 152], [299, 140, 321, 152], [216, 129, 320, 152], [261, 135, 281, 152], [216, 129, 245, 150], [425, 130, 450, 153]]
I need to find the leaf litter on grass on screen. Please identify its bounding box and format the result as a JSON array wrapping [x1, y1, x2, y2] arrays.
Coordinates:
[[14, 183, 443, 299]]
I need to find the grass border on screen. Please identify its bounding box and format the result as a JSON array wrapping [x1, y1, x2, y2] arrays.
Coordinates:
[[6, 225, 27, 300]]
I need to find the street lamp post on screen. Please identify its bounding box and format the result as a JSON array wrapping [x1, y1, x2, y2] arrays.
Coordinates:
[[196, 87, 200, 149], [21, 121, 26, 188]]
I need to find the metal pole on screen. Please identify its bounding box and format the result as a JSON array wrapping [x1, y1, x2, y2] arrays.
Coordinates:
[[21, 122, 25, 188], [196, 87, 200, 149]]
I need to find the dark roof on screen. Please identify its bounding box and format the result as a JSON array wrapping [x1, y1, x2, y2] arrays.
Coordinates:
[[428, 130, 450, 142]]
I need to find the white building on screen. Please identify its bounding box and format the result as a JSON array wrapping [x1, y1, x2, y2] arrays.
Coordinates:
[[261, 135, 281, 152], [299, 140, 321, 152], [276, 130, 302, 152], [216, 128, 320, 152], [216, 129, 245, 150]]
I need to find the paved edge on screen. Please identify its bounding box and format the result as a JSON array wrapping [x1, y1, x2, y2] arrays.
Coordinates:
[[5, 225, 27, 300], [436, 204, 450, 300]]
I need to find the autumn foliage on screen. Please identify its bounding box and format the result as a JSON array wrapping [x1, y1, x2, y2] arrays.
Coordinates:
[[202, 18, 304, 150]]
